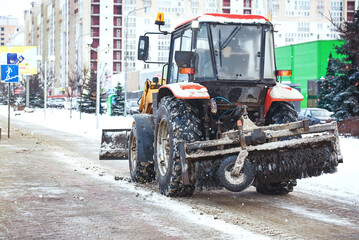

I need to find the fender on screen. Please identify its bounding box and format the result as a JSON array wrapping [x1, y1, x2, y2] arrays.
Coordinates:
[[132, 114, 155, 163], [159, 82, 210, 100], [264, 83, 304, 115]]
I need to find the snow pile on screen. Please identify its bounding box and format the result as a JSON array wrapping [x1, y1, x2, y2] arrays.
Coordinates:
[[0, 106, 133, 140]]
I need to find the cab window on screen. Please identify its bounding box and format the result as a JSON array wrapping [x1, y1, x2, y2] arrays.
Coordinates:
[[168, 28, 192, 83]]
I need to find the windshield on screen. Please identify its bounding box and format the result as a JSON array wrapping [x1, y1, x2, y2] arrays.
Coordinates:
[[312, 110, 331, 117], [210, 24, 262, 80]]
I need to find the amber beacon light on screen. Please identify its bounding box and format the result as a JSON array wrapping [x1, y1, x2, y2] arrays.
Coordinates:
[[155, 12, 165, 25]]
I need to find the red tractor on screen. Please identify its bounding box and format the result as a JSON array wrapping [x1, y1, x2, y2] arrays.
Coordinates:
[[101, 13, 342, 197]]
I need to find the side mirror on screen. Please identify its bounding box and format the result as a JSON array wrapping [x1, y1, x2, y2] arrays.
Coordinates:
[[138, 36, 149, 61], [152, 76, 159, 84]]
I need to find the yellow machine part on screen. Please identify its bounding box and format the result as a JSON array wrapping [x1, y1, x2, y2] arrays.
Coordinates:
[[139, 78, 166, 114]]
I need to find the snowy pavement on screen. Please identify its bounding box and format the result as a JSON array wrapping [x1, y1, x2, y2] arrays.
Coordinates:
[[1, 105, 358, 203], [1, 106, 358, 239], [1, 105, 358, 201]]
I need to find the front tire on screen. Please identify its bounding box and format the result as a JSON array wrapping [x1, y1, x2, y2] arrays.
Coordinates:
[[256, 101, 298, 195], [129, 126, 155, 183], [154, 96, 201, 197]]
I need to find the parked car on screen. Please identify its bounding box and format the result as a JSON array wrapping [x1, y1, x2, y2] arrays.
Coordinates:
[[64, 98, 80, 110], [47, 98, 65, 108], [298, 108, 333, 125], [126, 100, 140, 114]]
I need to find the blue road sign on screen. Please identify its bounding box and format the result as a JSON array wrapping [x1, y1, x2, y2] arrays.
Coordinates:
[[1, 65, 19, 83], [108, 88, 116, 95]]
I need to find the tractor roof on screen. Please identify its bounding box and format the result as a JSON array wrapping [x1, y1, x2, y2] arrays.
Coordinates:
[[175, 13, 269, 29]]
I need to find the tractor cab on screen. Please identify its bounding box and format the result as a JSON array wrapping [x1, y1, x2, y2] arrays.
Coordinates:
[[138, 13, 278, 85]]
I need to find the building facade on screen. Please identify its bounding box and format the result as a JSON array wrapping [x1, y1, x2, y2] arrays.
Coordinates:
[[24, 0, 358, 96], [0, 16, 19, 46], [24, 0, 116, 96]]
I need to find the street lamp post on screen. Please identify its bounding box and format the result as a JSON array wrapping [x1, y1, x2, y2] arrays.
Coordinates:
[[124, 7, 147, 117], [78, 35, 94, 120], [96, 46, 101, 129], [37, 55, 55, 119], [38, 55, 55, 119]]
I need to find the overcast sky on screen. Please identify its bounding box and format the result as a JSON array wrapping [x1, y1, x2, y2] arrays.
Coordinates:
[[0, 0, 34, 26]]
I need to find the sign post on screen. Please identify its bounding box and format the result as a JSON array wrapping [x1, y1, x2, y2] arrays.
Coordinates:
[[1, 64, 19, 138]]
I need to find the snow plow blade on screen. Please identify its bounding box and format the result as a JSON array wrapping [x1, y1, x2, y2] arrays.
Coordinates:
[[179, 119, 343, 187], [99, 129, 130, 160]]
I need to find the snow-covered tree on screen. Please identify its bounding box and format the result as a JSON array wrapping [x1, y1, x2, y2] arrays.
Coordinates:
[[28, 74, 44, 108], [317, 53, 338, 111], [80, 70, 97, 113], [112, 82, 125, 116], [328, 10, 359, 120]]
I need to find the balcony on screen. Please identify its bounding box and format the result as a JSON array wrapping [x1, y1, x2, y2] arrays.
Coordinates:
[[113, 29, 122, 38], [113, 40, 121, 49], [114, 6, 122, 16], [223, 0, 230, 7], [91, 5, 100, 15], [91, 16, 100, 26], [114, 17, 122, 27], [113, 63, 122, 72], [347, 2, 355, 11], [243, 0, 251, 8], [114, 0, 122, 6], [113, 51, 122, 60]]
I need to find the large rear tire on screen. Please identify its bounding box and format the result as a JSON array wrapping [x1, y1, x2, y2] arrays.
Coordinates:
[[154, 96, 201, 197], [129, 126, 155, 183], [256, 101, 298, 195]]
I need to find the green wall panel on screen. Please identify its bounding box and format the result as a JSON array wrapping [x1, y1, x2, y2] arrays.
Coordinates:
[[275, 40, 344, 108]]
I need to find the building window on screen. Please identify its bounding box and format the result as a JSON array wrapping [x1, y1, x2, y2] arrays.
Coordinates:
[[116, 63, 121, 71], [116, 52, 121, 59]]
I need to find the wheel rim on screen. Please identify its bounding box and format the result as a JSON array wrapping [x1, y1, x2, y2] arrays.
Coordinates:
[[130, 133, 137, 171], [157, 119, 170, 177], [225, 163, 246, 185]]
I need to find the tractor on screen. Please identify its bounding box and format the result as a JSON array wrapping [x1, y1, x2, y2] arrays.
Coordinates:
[[101, 13, 342, 197]]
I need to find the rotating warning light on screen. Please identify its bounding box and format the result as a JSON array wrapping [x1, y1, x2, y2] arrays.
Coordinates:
[[155, 12, 165, 26]]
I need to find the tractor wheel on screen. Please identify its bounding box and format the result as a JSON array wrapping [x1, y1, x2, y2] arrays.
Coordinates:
[[256, 101, 298, 195], [154, 96, 202, 197], [129, 126, 155, 183]]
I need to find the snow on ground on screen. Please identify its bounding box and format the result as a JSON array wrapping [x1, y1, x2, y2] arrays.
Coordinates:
[[0, 106, 268, 239], [297, 137, 359, 204], [1, 105, 358, 203], [0, 106, 133, 140], [1, 106, 358, 236], [1, 106, 358, 199]]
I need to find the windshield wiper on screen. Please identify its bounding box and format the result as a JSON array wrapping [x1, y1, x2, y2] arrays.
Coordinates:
[[220, 26, 241, 50], [219, 30, 222, 67]]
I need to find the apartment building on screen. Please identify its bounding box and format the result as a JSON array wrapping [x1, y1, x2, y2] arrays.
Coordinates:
[[0, 16, 19, 46], [25, 0, 115, 96], [24, 0, 358, 95]]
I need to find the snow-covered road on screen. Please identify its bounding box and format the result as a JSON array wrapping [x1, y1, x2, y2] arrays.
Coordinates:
[[1, 106, 358, 239]]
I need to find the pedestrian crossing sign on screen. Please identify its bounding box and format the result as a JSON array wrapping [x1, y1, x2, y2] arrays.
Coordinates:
[[1, 65, 19, 83], [108, 88, 116, 95]]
